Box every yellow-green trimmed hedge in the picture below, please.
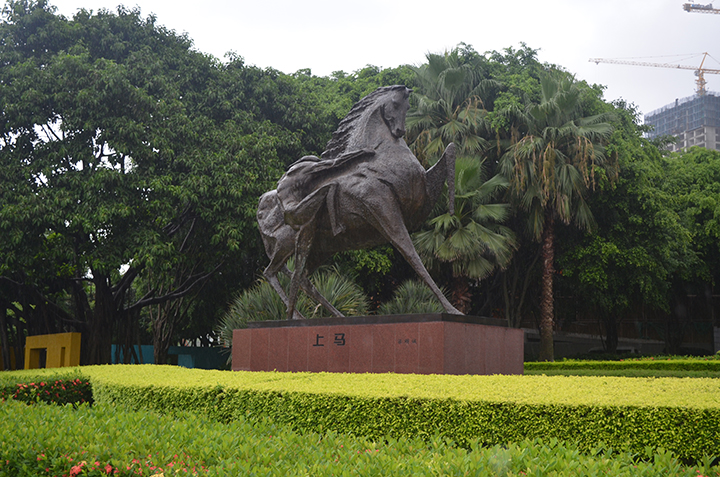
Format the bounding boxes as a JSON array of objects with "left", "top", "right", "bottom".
[
  {"left": 77, "top": 365, "right": 720, "bottom": 408},
  {"left": 3, "top": 365, "right": 719, "bottom": 461},
  {"left": 77, "top": 365, "right": 720, "bottom": 461}
]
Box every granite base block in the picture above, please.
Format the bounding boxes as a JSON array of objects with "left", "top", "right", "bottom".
[{"left": 232, "top": 314, "right": 523, "bottom": 375}]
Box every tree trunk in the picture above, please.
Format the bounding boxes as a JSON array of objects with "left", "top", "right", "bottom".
[
  {"left": 538, "top": 211, "right": 555, "bottom": 362},
  {"left": 601, "top": 314, "right": 619, "bottom": 352},
  {"left": 83, "top": 275, "right": 115, "bottom": 365},
  {"left": 152, "top": 296, "right": 185, "bottom": 365},
  {"left": 10, "top": 309, "right": 25, "bottom": 370},
  {"left": 502, "top": 245, "right": 541, "bottom": 328},
  {"left": 0, "top": 304, "right": 11, "bottom": 371},
  {"left": 152, "top": 306, "right": 171, "bottom": 365},
  {"left": 451, "top": 276, "right": 472, "bottom": 315}
]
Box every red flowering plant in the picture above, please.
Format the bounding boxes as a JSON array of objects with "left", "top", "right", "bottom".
[
  {"left": 0, "top": 377, "right": 93, "bottom": 407},
  {"left": 0, "top": 450, "right": 209, "bottom": 477}
]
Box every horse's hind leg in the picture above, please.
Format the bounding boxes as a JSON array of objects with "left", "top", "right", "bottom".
[
  {"left": 285, "top": 184, "right": 342, "bottom": 320},
  {"left": 296, "top": 268, "right": 344, "bottom": 318},
  {"left": 261, "top": 232, "right": 306, "bottom": 319},
  {"left": 286, "top": 223, "right": 315, "bottom": 320},
  {"left": 263, "top": 247, "right": 306, "bottom": 320},
  {"left": 265, "top": 265, "right": 306, "bottom": 320}
]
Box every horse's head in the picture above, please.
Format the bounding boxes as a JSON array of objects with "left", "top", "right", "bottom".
[
  {"left": 322, "top": 85, "right": 413, "bottom": 159},
  {"left": 380, "top": 86, "right": 411, "bottom": 139}
]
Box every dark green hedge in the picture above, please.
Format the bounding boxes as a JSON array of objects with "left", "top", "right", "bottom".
[
  {"left": 525, "top": 359, "right": 720, "bottom": 372},
  {"left": 4, "top": 399, "right": 716, "bottom": 476},
  {"left": 95, "top": 381, "right": 720, "bottom": 462}
]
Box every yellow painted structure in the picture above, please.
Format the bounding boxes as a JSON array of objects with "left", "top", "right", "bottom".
[{"left": 24, "top": 333, "right": 81, "bottom": 369}]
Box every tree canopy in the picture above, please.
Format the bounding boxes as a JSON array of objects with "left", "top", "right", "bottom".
[{"left": 0, "top": 0, "right": 294, "bottom": 364}]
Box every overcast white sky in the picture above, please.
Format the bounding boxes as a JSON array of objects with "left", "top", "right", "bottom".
[{"left": 49, "top": 0, "right": 719, "bottom": 120}]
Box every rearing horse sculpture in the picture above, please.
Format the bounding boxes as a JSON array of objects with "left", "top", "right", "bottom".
[{"left": 257, "top": 85, "right": 461, "bottom": 319}]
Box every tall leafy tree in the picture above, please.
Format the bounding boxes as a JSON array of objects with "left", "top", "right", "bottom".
[
  {"left": 655, "top": 146, "right": 720, "bottom": 352},
  {"left": 499, "top": 73, "right": 615, "bottom": 361},
  {"left": 0, "top": 1, "right": 285, "bottom": 364},
  {"left": 557, "top": 101, "right": 697, "bottom": 352}
]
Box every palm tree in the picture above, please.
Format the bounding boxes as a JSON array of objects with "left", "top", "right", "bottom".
[
  {"left": 406, "top": 47, "right": 514, "bottom": 313},
  {"left": 499, "top": 73, "right": 615, "bottom": 361},
  {"left": 406, "top": 47, "right": 498, "bottom": 165},
  {"left": 413, "top": 156, "right": 516, "bottom": 313}
]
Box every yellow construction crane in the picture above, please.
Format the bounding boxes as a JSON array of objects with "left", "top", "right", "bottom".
[
  {"left": 683, "top": 3, "right": 720, "bottom": 13},
  {"left": 589, "top": 53, "right": 720, "bottom": 96}
]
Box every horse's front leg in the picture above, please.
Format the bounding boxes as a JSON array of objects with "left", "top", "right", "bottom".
[{"left": 366, "top": 193, "right": 462, "bottom": 316}]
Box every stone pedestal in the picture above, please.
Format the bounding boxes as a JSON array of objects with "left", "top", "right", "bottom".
[{"left": 232, "top": 314, "right": 523, "bottom": 375}]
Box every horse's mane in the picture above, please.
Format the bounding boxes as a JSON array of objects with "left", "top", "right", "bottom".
[{"left": 321, "top": 85, "right": 409, "bottom": 160}]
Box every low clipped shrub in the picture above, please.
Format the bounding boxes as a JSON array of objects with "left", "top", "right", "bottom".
[
  {"left": 2, "top": 365, "right": 719, "bottom": 466},
  {"left": 1, "top": 399, "right": 718, "bottom": 476},
  {"left": 78, "top": 365, "right": 720, "bottom": 463},
  {"left": 525, "top": 357, "right": 720, "bottom": 372}
]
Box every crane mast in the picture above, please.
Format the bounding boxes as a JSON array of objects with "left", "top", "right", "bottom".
[
  {"left": 683, "top": 3, "right": 720, "bottom": 13},
  {"left": 589, "top": 53, "right": 720, "bottom": 95}
]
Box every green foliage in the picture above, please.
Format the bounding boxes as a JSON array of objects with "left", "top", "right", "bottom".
[
  {"left": 526, "top": 369, "right": 720, "bottom": 378},
  {"left": 557, "top": 106, "right": 720, "bottom": 354},
  {"left": 406, "top": 45, "right": 497, "bottom": 165},
  {"left": 0, "top": 1, "right": 295, "bottom": 363},
  {"left": 377, "top": 280, "right": 444, "bottom": 315},
  {"left": 413, "top": 157, "right": 516, "bottom": 280},
  {"left": 659, "top": 147, "right": 720, "bottom": 284},
  {"left": 0, "top": 400, "right": 214, "bottom": 476},
  {"left": 310, "top": 266, "right": 369, "bottom": 317},
  {"left": 499, "top": 73, "right": 616, "bottom": 238},
  {"left": 339, "top": 248, "right": 394, "bottom": 276},
  {"left": 560, "top": 101, "right": 697, "bottom": 315},
  {"left": 2, "top": 399, "right": 718, "bottom": 477},
  {"left": 217, "top": 279, "right": 292, "bottom": 341}
]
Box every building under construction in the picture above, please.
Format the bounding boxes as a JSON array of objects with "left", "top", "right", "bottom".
[{"left": 644, "top": 92, "right": 720, "bottom": 152}]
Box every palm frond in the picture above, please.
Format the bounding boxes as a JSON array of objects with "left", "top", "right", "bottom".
[{"left": 473, "top": 203, "right": 511, "bottom": 222}]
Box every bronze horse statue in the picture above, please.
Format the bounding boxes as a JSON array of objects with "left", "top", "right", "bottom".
[{"left": 257, "top": 85, "right": 461, "bottom": 319}]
